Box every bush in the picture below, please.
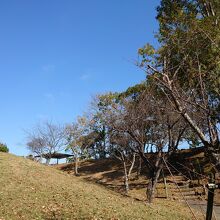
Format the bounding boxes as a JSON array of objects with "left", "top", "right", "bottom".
[
  {"left": 26, "top": 154, "right": 35, "bottom": 161},
  {"left": 0, "top": 143, "right": 9, "bottom": 153}
]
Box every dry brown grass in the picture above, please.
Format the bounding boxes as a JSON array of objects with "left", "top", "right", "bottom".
[{"left": 0, "top": 153, "right": 202, "bottom": 219}]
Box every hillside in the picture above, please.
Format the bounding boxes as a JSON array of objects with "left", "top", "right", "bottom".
[
  {"left": 57, "top": 150, "right": 214, "bottom": 202},
  {"left": 0, "top": 153, "right": 200, "bottom": 220}
]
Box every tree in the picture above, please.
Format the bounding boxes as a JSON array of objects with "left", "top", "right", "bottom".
[
  {"left": 139, "top": 0, "right": 220, "bottom": 171},
  {"left": 123, "top": 89, "right": 187, "bottom": 203},
  {"left": 0, "top": 143, "right": 9, "bottom": 153},
  {"left": 65, "top": 116, "right": 89, "bottom": 175},
  {"left": 98, "top": 87, "right": 187, "bottom": 202},
  {"left": 26, "top": 121, "right": 66, "bottom": 164},
  {"left": 110, "top": 131, "right": 136, "bottom": 194},
  {"left": 86, "top": 95, "right": 113, "bottom": 159}
]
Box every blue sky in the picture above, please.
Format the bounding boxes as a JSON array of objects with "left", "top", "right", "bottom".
[{"left": 0, "top": 0, "right": 160, "bottom": 156}]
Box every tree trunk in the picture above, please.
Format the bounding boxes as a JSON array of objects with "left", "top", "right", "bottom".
[
  {"left": 136, "top": 156, "right": 142, "bottom": 179},
  {"left": 128, "top": 153, "right": 136, "bottom": 179},
  {"left": 74, "top": 156, "right": 79, "bottom": 176},
  {"left": 123, "top": 160, "right": 129, "bottom": 194},
  {"left": 146, "top": 165, "right": 163, "bottom": 203},
  {"left": 46, "top": 158, "right": 50, "bottom": 165}
]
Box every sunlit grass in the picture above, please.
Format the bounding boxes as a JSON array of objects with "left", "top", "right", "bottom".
[{"left": 0, "top": 153, "right": 199, "bottom": 219}]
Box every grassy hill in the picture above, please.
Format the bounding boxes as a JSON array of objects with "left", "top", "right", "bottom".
[{"left": 0, "top": 153, "right": 199, "bottom": 220}]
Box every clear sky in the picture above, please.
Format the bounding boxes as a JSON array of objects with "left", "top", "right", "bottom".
[{"left": 0, "top": 0, "right": 160, "bottom": 156}]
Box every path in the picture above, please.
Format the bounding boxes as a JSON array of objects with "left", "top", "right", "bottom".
[{"left": 188, "top": 200, "right": 220, "bottom": 220}]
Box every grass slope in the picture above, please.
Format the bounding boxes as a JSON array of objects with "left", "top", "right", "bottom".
[{"left": 0, "top": 153, "right": 197, "bottom": 220}]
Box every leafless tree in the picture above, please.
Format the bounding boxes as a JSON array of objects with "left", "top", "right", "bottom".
[
  {"left": 100, "top": 89, "right": 187, "bottom": 202},
  {"left": 109, "top": 131, "right": 136, "bottom": 194},
  {"left": 26, "top": 121, "right": 66, "bottom": 164},
  {"left": 65, "top": 116, "right": 90, "bottom": 175}
]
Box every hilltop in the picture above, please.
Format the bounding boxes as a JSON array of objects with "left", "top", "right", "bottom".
[{"left": 0, "top": 152, "right": 200, "bottom": 220}]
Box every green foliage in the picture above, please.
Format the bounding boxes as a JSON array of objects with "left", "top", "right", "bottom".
[
  {"left": 118, "top": 82, "right": 147, "bottom": 100},
  {"left": 139, "top": 0, "right": 220, "bottom": 86},
  {"left": 138, "top": 0, "right": 220, "bottom": 124},
  {"left": 97, "top": 92, "right": 119, "bottom": 110},
  {"left": 0, "top": 143, "right": 9, "bottom": 153},
  {"left": 138, "top": 44, "right": 158, "bottom": 68},
  {"left": 156, "top": 0, "right": 220, "bottom": 84}
]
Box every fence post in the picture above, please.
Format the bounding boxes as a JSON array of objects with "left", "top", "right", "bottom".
[{"left": 206, "top": 173, "right": 215, "bottom": 220}]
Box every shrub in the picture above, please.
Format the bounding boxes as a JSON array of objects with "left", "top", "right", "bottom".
[
  {"left": 26, "top": 154, "right": 35, "bottom": 161},
  {"left": 0, "top": 143, "right": 9, "bottom": 153}
]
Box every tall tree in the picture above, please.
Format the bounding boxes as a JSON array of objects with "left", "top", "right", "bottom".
[{"left": 139, "top": 0, "right": 220, "bottom": 171}]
